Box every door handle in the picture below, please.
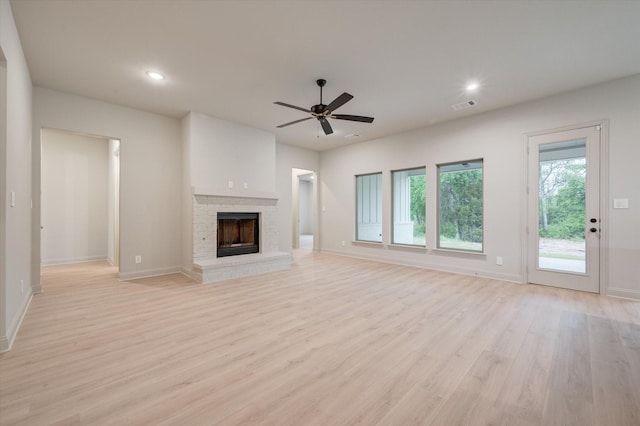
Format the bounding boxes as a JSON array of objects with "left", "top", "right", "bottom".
[
  {"left": 590, "top": 218, "right": 597, "bottom": 223},
  {"left": 590, "top": 227, "right": 598, "bottom": 233}
]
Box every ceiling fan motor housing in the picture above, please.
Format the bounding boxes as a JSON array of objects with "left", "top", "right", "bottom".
[{"left": 311, "top": 104, "right": 327, "bottom": 115}]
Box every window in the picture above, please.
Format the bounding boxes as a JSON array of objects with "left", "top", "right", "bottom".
[
  {"left": 356, "top": 173, "right": 382, "bottom": 242},
  {"left": 392, "top": 167, "right": 426, "bottom": 246},
  {"left": 438, "top": 160, "right": 483, "bottom": 252}
]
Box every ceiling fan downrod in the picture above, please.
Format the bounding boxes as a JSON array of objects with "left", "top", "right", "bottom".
[{"left": 316, "top": 79, "right": 326, "bottom": 105}]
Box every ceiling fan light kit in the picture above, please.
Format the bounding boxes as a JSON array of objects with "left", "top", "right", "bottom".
[{"left": 275, "top": 79, "right": 374, "bottom": 135}]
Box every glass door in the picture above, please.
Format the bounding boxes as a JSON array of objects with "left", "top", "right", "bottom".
[{"left": 527, "top": 126, "right": 600, "bottom": 293}]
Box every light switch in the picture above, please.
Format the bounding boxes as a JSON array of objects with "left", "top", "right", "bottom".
[
  {"left": 613, "top": 198, "right": 629, "bottom": 209},
  {"left": 10, "top": 191, "right": 15, "bottom": 207}
]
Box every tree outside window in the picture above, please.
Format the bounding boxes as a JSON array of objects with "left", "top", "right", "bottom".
[{"left": 438, "top": 160, "right": 483, "bottom": 251}]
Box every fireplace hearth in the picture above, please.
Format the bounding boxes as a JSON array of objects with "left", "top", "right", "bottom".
[{"left": 217, "top": 212, "right": 259, "bottom": 257}]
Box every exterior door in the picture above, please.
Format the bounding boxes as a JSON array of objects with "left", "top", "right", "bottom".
[{"left": 527, "top": 126, "right": 600, "bottom": 293}]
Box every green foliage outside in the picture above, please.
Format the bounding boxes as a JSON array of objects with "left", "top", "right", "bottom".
[
  {"left": 439, "top": 168, "right": 483, "bottom": 247},
  {"left": 410, "top": 174, "right": 426, "bottom": 239},
  {"left": 405, "top": 158, "right": 585, "bottom": 248},
  {"left": 538, "top": 160, "right": 585, "bottom": 240}
]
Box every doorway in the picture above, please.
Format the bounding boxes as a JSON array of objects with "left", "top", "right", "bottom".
[
  {"left": 527, "top": 125, "right": 603, "bottom": 293},
  {"left": 292, "top": 168, "right": 317, "bottom": 250},
  {"left": 40, "top": 129, "right": 120, "bottom": 269}
]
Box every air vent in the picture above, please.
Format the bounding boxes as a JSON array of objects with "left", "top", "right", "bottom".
[{"left": 451, "top": 100, "right": 477, "bottom": 111}]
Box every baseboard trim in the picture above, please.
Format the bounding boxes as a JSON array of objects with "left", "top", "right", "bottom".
[
  {"left": 118, "top": 266, "right": 183, "bottom": 281},
  {"left": 180, "top": 266, "right": 200, "bottom": 281},
  {"left": 42, "top": 256, "right": 108, "bottom": 266},
  {"left": 321, "top": 249, "right": 523, "bottom": 284},
  {"left": 607, "top": 287, "right": 640, "bottom": 301},
  {"left": 0, "top": 292, "right": 33, "bottom": 353}
]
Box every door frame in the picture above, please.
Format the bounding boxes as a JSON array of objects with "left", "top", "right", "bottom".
[
  {"left": 522, "top": 120, "right": 609, "bottom": 295},
  {"left": 39, "top": 128, "right": 121, "bottom": 275},
  {"left": 291, "top": 168, "right": 318, "bottom": 250}
]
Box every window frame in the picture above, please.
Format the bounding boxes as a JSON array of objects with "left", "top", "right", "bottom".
[
  {"left": 391, "top": 166, "right": 426, "bottom": 247},
  {"left": 355, "top": 172, "right": 383, "bottom": 243},
  {"left": 436, "top": 159, "right": 484, "bottom": 253}
]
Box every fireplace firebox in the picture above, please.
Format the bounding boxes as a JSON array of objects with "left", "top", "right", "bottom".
[{"left": 217, "top": 213, "right": 259, "bottom": 257}]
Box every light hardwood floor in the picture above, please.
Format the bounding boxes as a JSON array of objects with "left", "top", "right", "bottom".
[{"left": 1, "top": 250, "right": 639, "bottom": 425}]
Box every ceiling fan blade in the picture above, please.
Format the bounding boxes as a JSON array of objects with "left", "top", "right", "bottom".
[
  {"left": 331, "top": 114, "right": 375, "bottom": 123},
  {"left": 277, "top": 116, "right": 314, "bottom": 128},
  {"left": 320, "top": 118, "right": 333, "bottom": 135},
  {"left": 324, "top": 92, "right": 353, "bottom": 113},
  {"left": 274, "top": 101, "right": 311, "bottom": 113}
]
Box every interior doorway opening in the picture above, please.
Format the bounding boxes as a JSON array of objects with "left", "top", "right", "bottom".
[
  {"left": 292, "top": 168, "right": 317, "bottom": 251},
  {"left": 40, "top": 129, "right": 121, "bottom": 274}
]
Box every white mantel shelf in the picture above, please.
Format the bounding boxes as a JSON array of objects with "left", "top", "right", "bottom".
[{"left": 192, "top": 187, "right": 279, "bottom": 200}]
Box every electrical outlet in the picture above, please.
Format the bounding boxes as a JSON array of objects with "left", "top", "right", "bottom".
[
  {"left": 135, "top": 255, "right": 142, "bottom": 264},
  {"left": 341, "top": 240, "right": 345, "bottom": 246},
  {"left": 228, "top": 180, "right": 234, "bottom": 189},
  {"left": 243, "top": 182, "right": 248, "bottom": 189},
  {"left": 496, "top": 256, "right": 503, "bottom": 266}
]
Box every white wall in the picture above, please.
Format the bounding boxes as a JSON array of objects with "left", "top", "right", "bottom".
[
  {"left": 0, "top": 0, "right": 33, "bottom": 351},
  {"left": 275, "top": 143, "right": 319, "bottom": 253},
  {"left": 299, "top": 180, "right": 313, "bottom": 234},
  {"left": 188, "top": 112, "right": 276, "bottom": 193},
  {"left": 33, "top": 87, "right": 182, "bottom": 282},
  {"left": 181, "top": 114, "right": 192, "bottom": 271},
  {"left": 41, "top": 129, "right": 108, "bottom": 265},
  {"left": 107, "top": 139, "right": 120, "bottom": 266},
  {"left": 319, "top": 75, "right": 640, "bottom": 298}
]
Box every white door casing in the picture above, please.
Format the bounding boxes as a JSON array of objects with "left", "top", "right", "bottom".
[{"left": 527, "top": 125, "right": 601, "bottom": 293}]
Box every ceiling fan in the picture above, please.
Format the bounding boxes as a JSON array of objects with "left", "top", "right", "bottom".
[{"left": 274, "top": 79, "right": 374, "bottom": 135}]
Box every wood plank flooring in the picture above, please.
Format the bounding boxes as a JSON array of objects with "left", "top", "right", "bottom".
[{"left": 1, "top": 250, "right": 639, "bottom": 425}]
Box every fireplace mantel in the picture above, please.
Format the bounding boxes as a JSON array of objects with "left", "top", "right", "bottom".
[{"left": 192, "top": 186, "right": 279, "bottom": 201}]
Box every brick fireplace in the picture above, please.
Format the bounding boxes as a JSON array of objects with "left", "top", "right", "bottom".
[{"left": 191, "top": 192, "right": 290, "bottom": 283}]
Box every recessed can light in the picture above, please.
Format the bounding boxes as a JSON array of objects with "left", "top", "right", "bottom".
[
  {"left": 466, "top": 82, "right": 479, "bottom": 91},
  {"left": 146, "top": 71, "right": 165, "bottom": 80}
]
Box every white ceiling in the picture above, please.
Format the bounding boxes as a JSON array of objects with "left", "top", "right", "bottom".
[{"left": 10, "top": 0, "right": 640, "bottom": 151}]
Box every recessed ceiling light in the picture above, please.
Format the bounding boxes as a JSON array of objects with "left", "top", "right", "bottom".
[
  {"left": 146, "top": 71, "right": 165, "bottom": 80},
  {"left": 466, "top": 82, "right": 479, "bottom": 92}
]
